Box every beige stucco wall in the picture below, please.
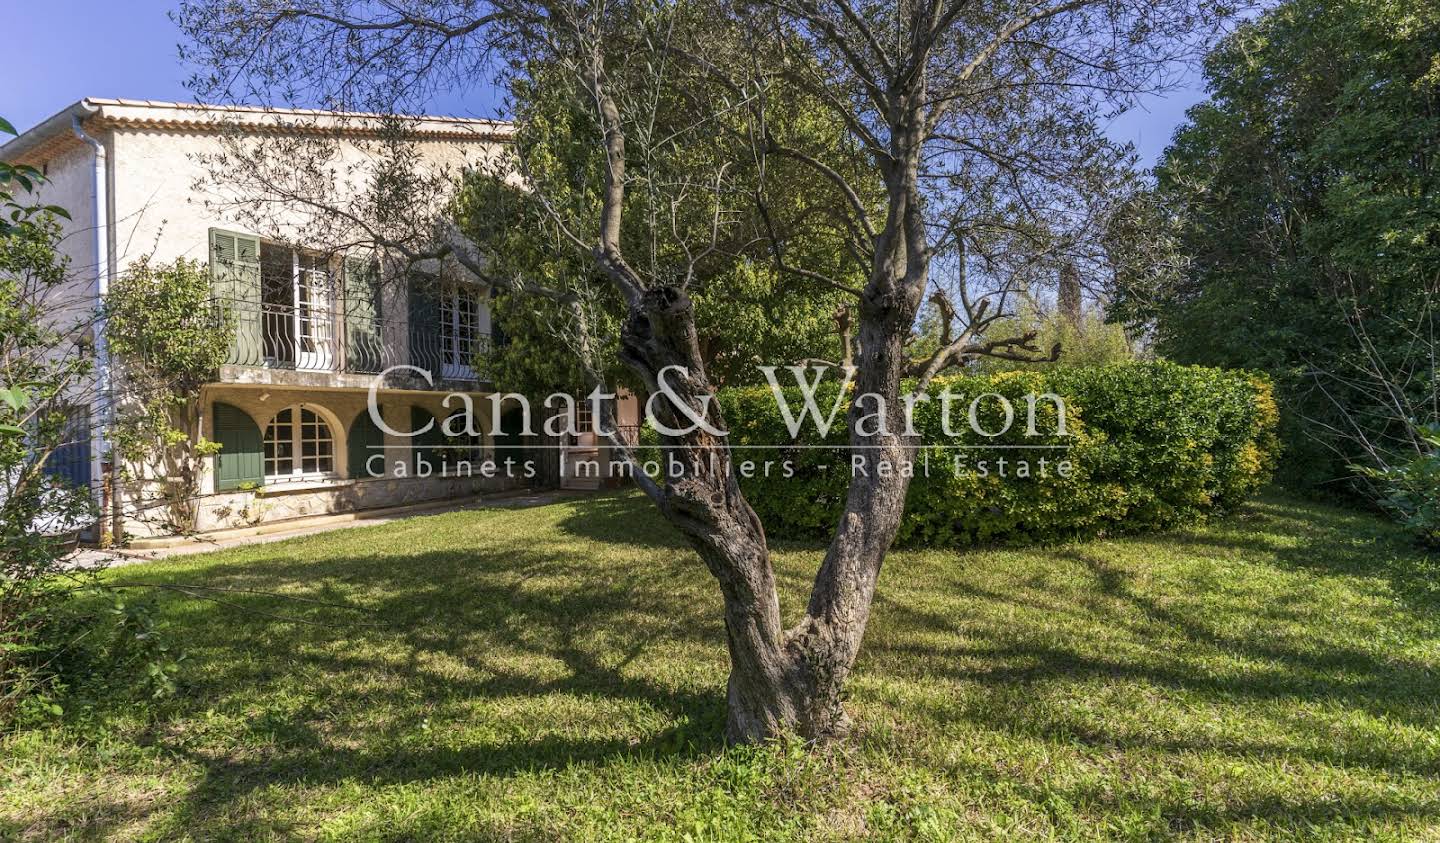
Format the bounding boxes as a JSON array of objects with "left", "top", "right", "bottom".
[
  {"left": 105, "top": 126, "right": 503, "bottom": 271},
  {"left": 119, "top": 383, "right": 531, "bottom": 538},
  {"left": 25, "top": 141, "right": 100, "bottom": 316}
]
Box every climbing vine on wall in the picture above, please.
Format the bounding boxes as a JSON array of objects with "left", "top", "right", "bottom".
[{"left": 104, "top": 257, "right": 232, "bottom": 533}]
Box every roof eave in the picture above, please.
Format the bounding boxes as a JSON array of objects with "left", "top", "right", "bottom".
[
  {"left": 1, "top": 99, "right": 514, "bottom": 164},
  {"left": 0, "top": 99, "right": 102, "bottom": 163}
]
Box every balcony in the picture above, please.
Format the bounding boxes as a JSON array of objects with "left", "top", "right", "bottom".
[{"left": 213, "top": 298, "right": 492, "bottom": 390}]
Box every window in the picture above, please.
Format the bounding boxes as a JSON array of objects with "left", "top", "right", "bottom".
[
  {"left": 263, "top": 405, "right": 335, "bottom": 481},
  {"left": 571, "top": 400, "right": 597, "bottom": 449},
  {"left": 260, "top": 244, "right": 336, "bottom": 371},
  {"left": 439, "top": 410, "right": 485, "bottom": 469},
  {"left": 439, "top": 285, "right": 483, "bottom": 378}
]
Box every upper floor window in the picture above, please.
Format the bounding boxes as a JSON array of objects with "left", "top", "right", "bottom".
[
  {"left": 261, "top": 244, "right": 336, "bottom": 372},
  {"left": 439, "top": 285, "right": 483, "bottom": 379}
]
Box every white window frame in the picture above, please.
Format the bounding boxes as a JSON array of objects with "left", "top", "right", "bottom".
[
  {"left": 439, "top": 284, "right": 483, "bottom": 380},
  {"left": 294, "top": 251, "right": 336, "bottom": 371},
  {"left": 263, "top": 404, "right": 337, "bottom": 483},
  {"left": 261, "top": 244, "right": 337, "bottom": 372}
]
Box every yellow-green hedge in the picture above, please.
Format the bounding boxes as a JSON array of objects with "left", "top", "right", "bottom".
[{"left": 712, "top": 362, "right": 1279, "bottom": 547}]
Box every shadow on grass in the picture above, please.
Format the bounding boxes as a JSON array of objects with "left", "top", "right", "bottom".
[
  {"left": 866, "top": 494, "right": 1440, "bottom": 781},
  {"left": 44, "top": 490, "right": 1440, "bottom": 835},
  {"left": 1192, "top": 496, "right": 1440, "bottom": 613},
  {"left": 553, "top": 491, "right": 690, "bottom": 549},
  {"left": 102, "top": 514, "right": 729, "bottom": 829}
]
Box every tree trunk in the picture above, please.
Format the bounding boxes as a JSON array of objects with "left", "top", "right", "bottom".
[
  {"left": 617, "top": 286, "right": 798, "bottom": 741},
  {"left": 583, "top": 38, "right": 928, "bottom": 745},
  {"left": 615, "top": 252, "right": 924, "bottom": 744}
]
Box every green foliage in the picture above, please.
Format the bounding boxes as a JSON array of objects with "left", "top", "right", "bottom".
[
  {"left": 719, "top": 362, "right": 1278, "bottom": 546},
  {"left": 456, "top": 50, "right": 857, "bottom": 394},
  {"left": 970, "top": 307, "right": 1142, "bottom": 374},
  {"left": 105, "top": 257, "right": 231, "bottom": 388},
  {"left": 104, "top": 256, "right": 231, "bottom": 533},
  {"left": 1109, "top": 0, "right": 1440, "bottom": 494},
  {"left": 2, "top": 120, "right": 178, "bottom": 730},
  {"left": 7, "top": 584, "right": 184, "bottom": 730},
  {"left": 1356, "top": 424, "right": 1440, "bottom": 547},
  {"left": 2, "top": 125, "right": 97, "bottom": 728}
]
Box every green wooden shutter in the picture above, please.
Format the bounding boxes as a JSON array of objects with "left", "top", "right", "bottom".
[
  {"left": 344, "top": 255, "right": 383, "bottom": 374},
  {"left": 347, "top": 409, "right": 386, "bottom": 479},
  {"left": 212, "top": 402, "right": 263, "bottom": 491},
  {"left": 411, "top": 406, "right": 443, "bottom": 474},
  {"left": 408, "top": 275, "right": 442, "bottom": 378},
  {"left": 209, "top": 229, "right": 262, "bottom": 365}
]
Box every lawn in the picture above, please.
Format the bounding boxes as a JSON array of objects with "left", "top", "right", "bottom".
[{"left": 2, "top": 492, "right": 1438, "bottom": 840}]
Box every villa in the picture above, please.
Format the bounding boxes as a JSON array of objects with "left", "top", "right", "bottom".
[{"left": 2, "top": 98, "right": 639, "bottom": 541}]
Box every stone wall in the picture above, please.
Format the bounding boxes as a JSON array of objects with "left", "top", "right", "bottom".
[
  {"left": 192, "top": 472, "right": 521, "bottom": 533},
  {"left": 117, "top": 383, "right": 530, "bottom": 538}
]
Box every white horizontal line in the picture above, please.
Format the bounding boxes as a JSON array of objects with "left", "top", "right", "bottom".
[{"left": 367, "top": 444, "right": 1073, "bottom": 450}]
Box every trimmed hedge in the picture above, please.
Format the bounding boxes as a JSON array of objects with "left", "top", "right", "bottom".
[{"left": 714, "top": 362, "right": 1279, "bottom": 547}]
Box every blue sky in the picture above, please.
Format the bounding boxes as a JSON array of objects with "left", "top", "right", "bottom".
[{"left": 8, "top": 0, "right": 1207, "bottom": 167}]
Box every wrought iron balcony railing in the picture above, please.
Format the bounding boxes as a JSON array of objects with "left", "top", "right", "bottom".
[{"left": 213, "top": 298, "right": 491, "bottom": 383}]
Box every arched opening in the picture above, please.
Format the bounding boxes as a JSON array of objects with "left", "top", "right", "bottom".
[
  {"left": 440, "top": 408, "right": 485, "bottom": 470},
  {"left": 263, "top": 404, "right": 337, "bottom": 483},
  {"left": 409, "top": 406, "right": 444, "bottom": 475}
]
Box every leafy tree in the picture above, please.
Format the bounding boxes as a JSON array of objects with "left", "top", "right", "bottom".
[
  {"left": 105, "top": 257, "right": 232, "bottom": 534},
  {"left": 179, "top": 0, "right": 1229, "bottom": 743},
  {"left": 1109, "top": 0, "right": 1440, "bottom": 493},
  {"left": 456, "top": 61, "right": 859, "bottom": 393},
  {"left": 1, "top": 121, "right": 178, "bottom": 726}
]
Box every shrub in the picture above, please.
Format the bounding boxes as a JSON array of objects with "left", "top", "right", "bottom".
[
  {"left": 1356, "top": 424, "right": 1440, "bottom": 548},
  {"left": 106, "top": 256, "right": 231, "bottom": 534},
  {"left": 716, "top": 362, "right": 1279, "bottom": 547},
  {"left": 2, "top": 135, "right": 181, "bottom": 730}
]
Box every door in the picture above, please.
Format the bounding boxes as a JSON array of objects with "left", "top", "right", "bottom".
[
  {"left": 560, "top": 401, "right": 601, "bottom": 490},
  {"left": 445, "top": 287, "right": 478, "bottom": 380}
]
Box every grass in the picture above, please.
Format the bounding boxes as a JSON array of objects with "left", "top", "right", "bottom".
[{"left": 2, "top": 491, "right": 1439, "bottom": 841}]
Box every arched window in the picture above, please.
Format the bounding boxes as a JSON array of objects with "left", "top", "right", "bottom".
[{"left": 264, "top": 405, "right": 335, "bottom": 481}]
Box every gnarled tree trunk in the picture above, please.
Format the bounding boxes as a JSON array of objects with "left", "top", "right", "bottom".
[
  {"left": 582, "top": 23, "right": 929, "bottom": 745},
  {"left": 617, "top": 193, "right": 925, "bottom": 742}
]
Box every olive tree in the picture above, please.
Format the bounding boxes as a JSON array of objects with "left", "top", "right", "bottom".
[{"left": 177, "top": 0, "right": 1233, "bottom": 743}]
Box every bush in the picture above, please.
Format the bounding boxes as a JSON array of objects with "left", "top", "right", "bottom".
[
  {"left": 1356, "top": 424, "right": 1440, "bottom": 548},
  {"left": 2, "top": 133, "right": 181, "bottom": 731},
  {"left": 3, "top": 572, "right": 183, "bottom": 729},
  {"left": 716, "top": 362, "right": 1279, "bottom": 547}
]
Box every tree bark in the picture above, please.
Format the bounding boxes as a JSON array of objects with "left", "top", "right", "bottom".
[
  {"left": 579, "top": 21, "right": 930, "bottom": 744},
  {"left": 610, "top": 172, "right": 928, "bottom": 744},
  {"left": 615, "top": 286, "right": 791, "bottom": 741}
]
